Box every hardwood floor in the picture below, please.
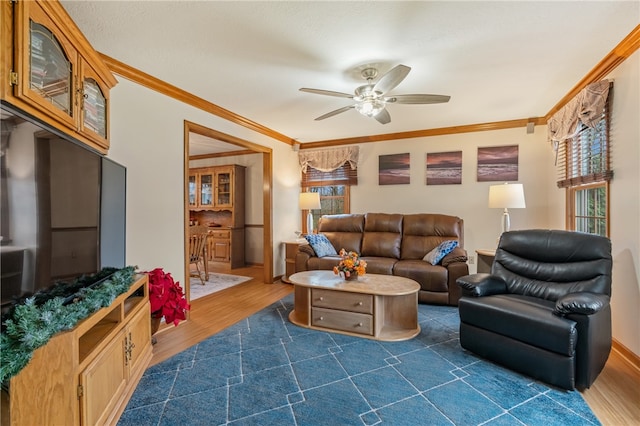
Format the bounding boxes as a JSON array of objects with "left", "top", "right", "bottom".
[{"left": 152, "top": 265, "right": 640, "bottom": 425}]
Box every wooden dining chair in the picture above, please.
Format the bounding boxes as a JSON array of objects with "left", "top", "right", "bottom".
[{"left": 189, "top": 225, "right": 210, "bottom": 285}]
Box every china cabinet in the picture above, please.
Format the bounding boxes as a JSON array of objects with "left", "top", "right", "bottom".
[
  {"left": 7, "top": 275, "right": 152, "bottom": 426},
  {"left": 189, "top": 165, "right": 245, "bottom": 268},
  {"left": 189, "top": 165, "right": 242, "bottom": 211},
  {"left": 1, "top": 0, "right": 116, "bottom": 153}
]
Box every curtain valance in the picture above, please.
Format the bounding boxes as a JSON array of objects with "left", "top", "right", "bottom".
[
  {"left": 299, "top": 146, "right": 359, "bottom": 173},
  {"left": 548, "top": 80, "right": 611, "bottom": 143}
]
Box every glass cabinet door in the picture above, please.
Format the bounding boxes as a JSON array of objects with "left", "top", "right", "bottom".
[
  {"left": 188, "top": 174, "right": 197, "bottom": 207},
  {"left": 21, "top": 8, "right": 78, "bottom": 131},
  {"left": 82, "top": 78, "right": 107, "bottom": 138},
  {"left": 200, "top": 173, "right": 213, "bottom": 207},
  {"left": 215, "top": 170, "right": 232, "bottom": 207},
  {"left": 29, "top": 22, "right": 72, "bottom": 115}
]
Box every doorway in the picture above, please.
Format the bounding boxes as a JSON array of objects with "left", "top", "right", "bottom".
[{"left": 183, "top": 121, "right": 273, "bottom": 303}]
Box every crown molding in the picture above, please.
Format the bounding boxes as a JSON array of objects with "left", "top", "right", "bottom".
[
  {"left": 99, "top": 53, "right": 295, "bottom": 145},
  {"left": 545, "top": 24, "right": 640, "bottom": 121},
  {"left": 99, "top": 24, "right": 639, "bottom": 148}
]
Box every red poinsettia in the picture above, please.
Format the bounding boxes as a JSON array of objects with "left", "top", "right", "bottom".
[{"left": 147, "top": 268, "right": 190, "bottom": 326}]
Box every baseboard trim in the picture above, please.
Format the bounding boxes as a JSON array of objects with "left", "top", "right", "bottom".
[{"left": 612, "top": 338, "right": 640, "bottom": 374}]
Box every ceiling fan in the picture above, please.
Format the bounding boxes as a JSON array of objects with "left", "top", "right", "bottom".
[{"left": 300, "top": 64, "right": 450, "bottom": 124}]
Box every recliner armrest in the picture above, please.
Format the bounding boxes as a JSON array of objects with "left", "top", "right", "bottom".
[
  {"left": 554, "top": 292, "right": 610, "bottom": 316},
  {"left": 456, "top": 273, "right": 507, "bottom": 297}
]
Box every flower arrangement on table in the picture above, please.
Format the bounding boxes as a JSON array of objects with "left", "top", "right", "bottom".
[
  {"left": 147, "top": 268, "right": 190, "bottom": 326},
  {"left": 333, "top": 249, "right": 367, "bottom": 280}
]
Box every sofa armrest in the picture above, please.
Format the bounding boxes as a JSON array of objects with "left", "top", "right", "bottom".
[
  {"left": 294, "top": 245, "right": 316, "bottom": 272},
  {"left": 441, "top": 247, "right": 468, "bottom": 266},
  {"left": 456, "top": 273, "right": 507, "bottom": 297},
  {"left": 554, "top": 292, "right": 610, "bottom": 316}
]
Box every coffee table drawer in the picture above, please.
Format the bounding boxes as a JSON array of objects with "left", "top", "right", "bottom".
[
  {"left": 312, "top": 289, "right": 373, "bottom": 314},
  {"left": 312, "top": 307, "right": 373, "bottom": 336}
]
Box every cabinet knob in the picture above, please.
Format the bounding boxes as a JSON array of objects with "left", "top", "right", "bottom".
[
  {"left": 319, "top": 297, "right": 324, "bottom": 301},
  {"left": 357, "top": 301, "right": 363, "bottom": 306},
  {"left": 357, "top": 323, "right": 363, "bottom": 327},
  {"left": 319, "top": 316, "right": 324, "bottom": 321}
]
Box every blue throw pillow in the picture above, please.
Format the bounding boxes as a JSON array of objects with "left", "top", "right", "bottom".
[
  {"left": 423, "top": 240, "right": 459, "bottom": 265},
  {"left": 304, "top": 234, "right": 338, "bottom": 257}
]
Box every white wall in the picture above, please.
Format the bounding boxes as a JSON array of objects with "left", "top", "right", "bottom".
[
  {"left": 105, "top": 78, "right": 301, "bottom": 285},
  {"left": 351, "top": 127, "right": 554, "bottom": 270},
  {"left": 606, "top": 51, "right": 640, "bottom": 356}
]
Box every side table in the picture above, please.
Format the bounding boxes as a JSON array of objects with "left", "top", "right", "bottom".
[
  {"left": 476, "top": 249, "right": 496, "bottom": 273},
  {"left": 282, "top": 240, "right": 307, "bottom": 283}
]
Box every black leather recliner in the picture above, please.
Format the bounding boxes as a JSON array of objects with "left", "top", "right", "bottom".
[{"left": 457, "top": 229, "right": 612, "bottom": 390}]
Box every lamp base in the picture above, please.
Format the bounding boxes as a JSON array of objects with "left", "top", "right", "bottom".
[
  {"left": 306, "top": 211, "right": 314, "bottom": 234},
  {"left": 502, "top": 208, "right": 511, "bottom": 233}
]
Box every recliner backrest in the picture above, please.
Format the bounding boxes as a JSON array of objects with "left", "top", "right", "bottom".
[
  {"left": 361, "top": 213, "right": 403, "bottom": 258},
  {"left": 493, "top": 229, "right": 612, "bottom": 301},
  {"left": 317, "top": 214, "right": 365, "bottom": 254},
  {"left": 401, "top": 214, "right": 464, "bottom": 260}
]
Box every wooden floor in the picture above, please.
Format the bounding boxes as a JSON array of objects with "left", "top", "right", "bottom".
[{"left": 152, "top": 265, "right": 640, "bottom": 425}]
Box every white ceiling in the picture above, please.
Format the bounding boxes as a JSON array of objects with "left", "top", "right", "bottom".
[{"left": 61, "top": 1, "right": 638, "bottom": 153}]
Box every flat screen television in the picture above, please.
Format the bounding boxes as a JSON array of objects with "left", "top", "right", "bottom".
[{"left": 0, "top": 103, "right": 126, "bottom": 308}]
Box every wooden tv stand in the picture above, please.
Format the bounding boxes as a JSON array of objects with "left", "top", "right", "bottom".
[
  {"left": 6, "top": 274, "right": 152, "bottom": 426},
  {"left": 288, "top": 271, "right": 420, "bottom": 341}
]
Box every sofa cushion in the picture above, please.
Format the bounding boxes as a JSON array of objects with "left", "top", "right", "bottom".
[
  {"left": 394, "top": 260, "right": 449, "bottom": 293},
  {"left": 459, "top": 294, "right": 577, "bottom": 356},
  {"left": 423, "top": 240, "right": 458, "bottom": 265},
  {"left": 304, "top": 234, "right": 337, "bottom": 257},
  {"left": 361, "top": 213, "right": 403, "bottom": 258},
  {"left": 360, "top": 257, "right": 398, "bottom": 275},
  {"left": 306, "top": 255, "right": 342, "bottom": 271}
]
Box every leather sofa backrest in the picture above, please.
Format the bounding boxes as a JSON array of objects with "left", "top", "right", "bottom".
[
  {"left": 401, "top": 214, "right": 465, "bottom": 260},
  {"left": 361, "top": 213, "right": 403, "bottom": 258},
  {"left": 317, "top": 214, "right": 365, "bottom": 254},
  {"left": 493, "top": 229, "right": 612, "bottom": 301}
]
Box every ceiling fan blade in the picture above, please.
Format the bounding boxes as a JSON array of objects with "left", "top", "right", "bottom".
[
  {"left": 315, "top": 105, "right": 355, "bottom": 121},
  {"left": 300, "top": 88, "right": 354, "bottom": 98},
  {"left": 373, "top": 64, "right": 411, "bottom": 95},
  {"left": 373, "top": 108, "right": 391, "bottom": 124},
  {"left": 385, "top": 94, "right": 451, "bottom": 104}
]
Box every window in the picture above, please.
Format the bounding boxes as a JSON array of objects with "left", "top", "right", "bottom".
[
  {"left": 556, "top": 89, "right": 612, "bottom": 236},
  {"left": 301, "top": 163, "right": 356, "bottom": 232}
]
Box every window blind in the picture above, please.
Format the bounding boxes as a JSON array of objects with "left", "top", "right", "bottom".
[
  {"left": 556, "top": 93, "right": 612, "bottom": 188},
  {"left": 301, "top": 163, "right": 358, "bottom": 186}
]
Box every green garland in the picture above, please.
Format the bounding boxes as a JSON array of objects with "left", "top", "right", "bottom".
[{"left": 0, "top": 266, "right": 137, "bottom": 383}]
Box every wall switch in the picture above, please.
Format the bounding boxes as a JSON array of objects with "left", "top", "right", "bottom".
[{"left": 468, "top": 255, "right": 475, "bottom": 264}]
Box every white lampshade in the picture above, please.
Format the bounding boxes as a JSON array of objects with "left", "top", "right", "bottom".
[
  {"left": 488, "top": 183, "right": 526, "bottom": 234},
  {"left": 299, "top": 192, "right": 321, "bottom": 210},
  {"left": 488, "top": 183, "right": 526, "bottom": 209}
]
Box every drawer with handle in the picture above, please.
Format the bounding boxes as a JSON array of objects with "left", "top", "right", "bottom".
[
  {"left": 311, "top": 289, "right": 373, "bottom": 314},
  {"left": 311, "top": 307, "right": 373, "bottom": 336}
]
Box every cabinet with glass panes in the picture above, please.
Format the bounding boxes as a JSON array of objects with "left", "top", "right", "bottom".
[
  {"left": 1, "top": 0, "right": 116, "bottom": 153},
  {"left": 188, "top": 165, "right": 244, "bottom": 213}
]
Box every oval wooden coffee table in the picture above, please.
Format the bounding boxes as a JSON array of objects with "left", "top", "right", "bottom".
[{"left": 288, "top": 270, "right": 421, "bottom": 341}]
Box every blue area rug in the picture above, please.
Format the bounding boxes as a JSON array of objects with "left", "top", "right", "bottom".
[{"left": 118, "top": 295, "right": 599, "bottom": 425}]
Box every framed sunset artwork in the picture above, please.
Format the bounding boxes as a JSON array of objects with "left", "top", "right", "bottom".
[
  {"left": 426, "top": 151, "right": 462, "bottom": 185},
  {"left": 477, "top": 145, "right": 519, "bottom": 182},
  {"left": 379, "top": 153, "right": 410, "bottom": 185}
]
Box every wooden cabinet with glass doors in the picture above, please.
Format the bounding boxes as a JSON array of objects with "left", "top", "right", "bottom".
[
  {"left": 0, "top": 0, "right": 116, "bottom": 153},
  {"left": 189, "top": 165, "right": 242, "bottom": 211}
]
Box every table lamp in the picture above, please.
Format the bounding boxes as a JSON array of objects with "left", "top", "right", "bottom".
[
  {"left": 299, "top": 192, "right": 321, "bottom": 234},
  {"left": 488, "top": 183, "right": 526, "bottom": 233}
]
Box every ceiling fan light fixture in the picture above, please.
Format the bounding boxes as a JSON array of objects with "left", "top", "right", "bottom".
[
  {"left": 355, "top": 99, "right": 386, "bottom": 117},
  {"left": 301, "top": 64, "right": 450, "bottom": 123}
]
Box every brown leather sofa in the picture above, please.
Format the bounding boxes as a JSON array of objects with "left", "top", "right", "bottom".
[{"left": 295, "top": 213, "right": 469, "bottom": 305}]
